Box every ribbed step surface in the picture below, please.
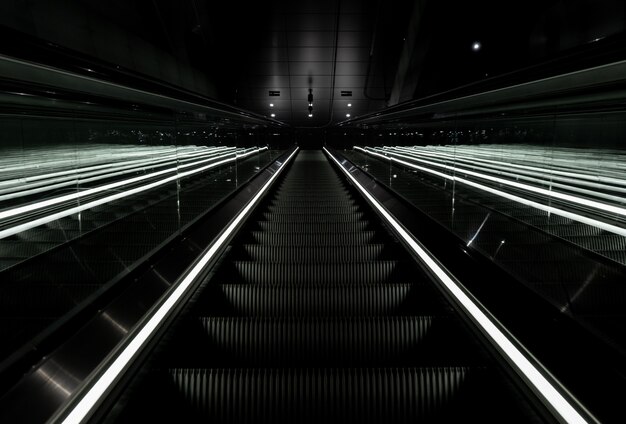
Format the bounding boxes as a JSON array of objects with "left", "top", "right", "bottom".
[
  {"left": 199, "top": 316, "right": 434, "bottom": 363},
  {"left": 169, "top": 367, "right": 471, "bottom": 423},
  {"left": 262, "top": 212, "right": 366, "bottom": 222},
  {"left": 250, "top": 231, "right": 377, "bottom": 245},
  {"left": 242, "top": 244, "right": 385, "bottom": 262},
  {"left": 255, "top": 221, "right": 370, "bottom": 233},
  {"left": 212, "top": 283, "right": 415, "bottom": 316},
  {"left": 232, "top": 261, "right": 399, "bottom": 284}
]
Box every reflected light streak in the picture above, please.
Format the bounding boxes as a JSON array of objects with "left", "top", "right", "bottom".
[
  {"left": 0, "top": 147, "right": 267, "bottom": 240},
  {"left": 101, "top": 312, "right": 129, "bottom": 335},
  {"left": 36, "top": 368, "right": 72, "bottom": 398},
  {"left": 467, "top": 212, "right": 491, "bottom": 247},
  {"left": 355, "top": 146, "right": 626, "bottom": 237},
  {"left": 368, "top": 147, "right": 626, "bottom": 218}
]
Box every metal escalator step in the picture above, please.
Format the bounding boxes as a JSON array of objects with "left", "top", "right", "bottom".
[
  {"left": 250, "top": 231, "right": 377, "bottom": 245},
  {"left": 276, "top": 185, "right": 349, "bottom": 191},
  {"left": 269, "top": 194, "right": 352, "bottom": 200},
  {"left": 168, "top": 367, "right": 472, "bottom": 423},
  {"left": 214, "top": 283, "right": 413, "bottom": 316},
  {"left": 262, "top": 212, "right": 365, "bottom": 222},
  {"left": 266, "top": 205, "right": 360, "bottom": 214},
  {"left": 269, "top": 199, "right": 357, "bottom": 207},
  {"left": 232, "top": 261, "right": 399, "bottom": 284},
  {"left": 199, "top": 316, "right": 434, "bottom": 364},
  {"left": 255, "top": 221, "right": 370, "bottom": 233},
  {"left": 242, "top": 244, "right": 385, "bottom": 262}
]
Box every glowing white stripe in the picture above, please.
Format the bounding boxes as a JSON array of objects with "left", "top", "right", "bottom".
[
  {"left": 0, "top": 146, "right": 254, "bottom": 204},
  {"left": 355, "top": 147, "right": 626, "bottom": 237},
  {"left": 0, "top": 147, "right": 268, "bottom": 239},
  {"left": 390, "top": 146, "right": 626, "bottom": 195},
  {"left": 0, "top": 145, "right": 227, "bottom": 179},
  {"left": 324, "top": 147, "right": 593, "bottom": 424},
  {"left": 0, "top": 148, "right": 236, "bottom": 201},
  {"left": 370, "top": 147, "right": 626, "bottom": 217},
  {"left": 60, "top": 147, "right": 298, "bottom": 424}
]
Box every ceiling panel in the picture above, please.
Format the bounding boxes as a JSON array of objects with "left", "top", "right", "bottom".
[
  {"left": 250, "top": 99, "right": 291, "bottom": 109},
  {"left": 288, "top": 61, "right": 334, "bottom": 76},
  {"left": 336, "top": 47, "right": 370, "bottom": 62},
  {"left": 337, "top": 31, "right": 372, "bottom": 47},
  {"left": 224, "top": 1, "right": 397, "bottom": 126},
  {"left": 290, "top": 75, "right": 332, "bottom": 87},
  {"left": 334, "top": 75, "right": 367, "bottom": 86},
  {"left": 335, "top": 61, "right": 369, "bottom": 75},
  {"left": 287, "top": 47, "right": 334, "bottom": 62},
  {"left": 255, "top": 32, "right": 289, "bottom": 47},
  {"left": 293, "top": 87, "right": 331, "bottom": 100},
  {"left": 331, "top": 87, "right": 368, "bottom": 100},
  {"left": 286, "top": 31, "right": 336, "bottom": 47},
  {"left": 242, "top": 87, "right": 292, "bottom": 99},
  {"left": 244, "top": 75, "right": 292, "bottom": 87}
]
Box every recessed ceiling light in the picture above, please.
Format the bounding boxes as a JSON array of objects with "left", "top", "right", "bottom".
[
  {"left": 270, "top": 113, "right": 276, "bottom": 118},
  {"left": 269, "top": 103, "right": 274, "bottom": 107},
  {"left": 308, "top": 113, "right": 313, "bottom": 118},
  {"left": 347, "top": 103, "right": 352, "bottom": 107},
  {"left": 472, "top": 41, "right": 481, "bottom": 51},
  {"left": 346, "top": 113, "right": 351, "bottom": 118}
]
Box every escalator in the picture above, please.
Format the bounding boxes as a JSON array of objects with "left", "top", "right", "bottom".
[
  {"left": 105, "top": 150, "right": 543, "bottom": 423},
  {"left": 342, "top": 148, "right": 626, "bottom": 352},
  {"left": 0, "top": 150, "right": 271, "bottom": 370}
]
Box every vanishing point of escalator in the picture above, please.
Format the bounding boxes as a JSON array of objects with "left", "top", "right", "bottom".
[{"left": 107, "top": 150, "right": 542, "bottom": 423}]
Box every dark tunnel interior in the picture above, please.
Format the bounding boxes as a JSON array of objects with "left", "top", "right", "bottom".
[{"left": 0, "top": 1, "right": 625, "bottom": 423}]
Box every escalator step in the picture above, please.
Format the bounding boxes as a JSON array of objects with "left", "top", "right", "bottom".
[
  {"left": 168, "top": 367, "right": 472, "bottom": 423},
  {"left": 266, "top": 205, "right": 360, "bottom": 214},
  {"left": 211, "top": 283, "right": 415, "bottom": 316},
  {"left": 250, "top": 231, "right": 377, "bottom": 245},
  {"left": 199, "top": 316, "right": 435, "bottom": 364},
  {"left": 255, "top": 221, "right": 370, "bottom": 233},
  {"left": 232, "top": 261, "right": 399, "bottom": 284},
  {"left": 269, "top": 199, "right": 357, "bottom": 207},
  {"left": 268, "top": 195, "right": 353, "bottom": 201},
  {"left": 242, "top": 244, "right": 385, "bottom": 262},
  {"left": 262, "top": 212, "right": 365, "bottom": 222}
]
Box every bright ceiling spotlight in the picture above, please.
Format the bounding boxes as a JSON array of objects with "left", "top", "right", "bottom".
[
  {"left": 270, "top": 113, "right": 276, "bottom": 118},
  {"left": 308, "top": 113, "right": 313, "bottom": 118},
  {"left": 269, "top": 103, "right": 274, "bottom": 107},
  {"left": 346, "top": 113, "right": 351, "bottom": 118},
  {"left": 472, "top": 41, "right": 482, "bottom": 51},
  {"left": 347, "top": 103, "right": 352, "bottom": 107}
]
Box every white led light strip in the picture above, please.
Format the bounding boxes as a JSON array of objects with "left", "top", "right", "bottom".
[
  {"left": 0, "top": 147, "right": 267, "bottom": 240},
  {"left": 324, "top": 147, "right": 595, "bottom": 424},
  {"left": 60, "top": 147, "right": 298, "bottom": 424},
  {"left": 367, "top": 147, "right": 626, "bottom": 217},
  {"left": 355, "top": 146, "right": 626, "bottom": 237}
]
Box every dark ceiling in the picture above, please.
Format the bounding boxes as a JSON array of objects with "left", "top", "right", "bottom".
[
  {"left": 1, "top": 0, "right": 624, "bottom": 128},
  {"left": 187, "top": 0, "right": 626, "bottom": 127},
  {"left": 201, "top": 0, "right": 413, "bottom": 127}
]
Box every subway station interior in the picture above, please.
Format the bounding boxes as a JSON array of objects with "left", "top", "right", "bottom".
[{"left": 0, "top": 1, "right": 625, "bottom": 422}]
